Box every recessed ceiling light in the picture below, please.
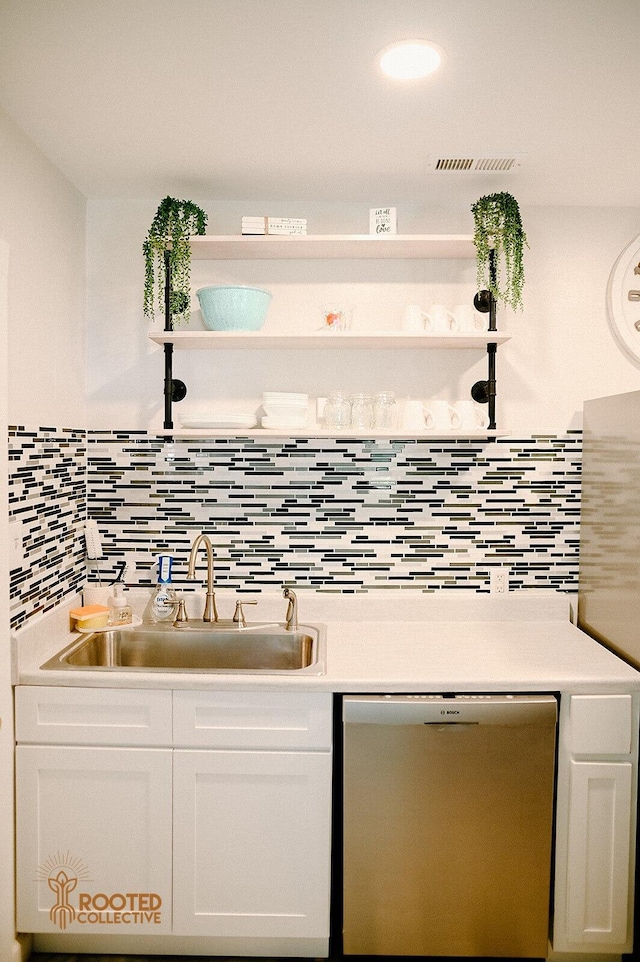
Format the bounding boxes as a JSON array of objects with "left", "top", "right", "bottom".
[{"left": 378, "top": 40, "right": 444, "bottom": 80}]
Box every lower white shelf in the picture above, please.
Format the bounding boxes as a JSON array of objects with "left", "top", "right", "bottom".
[
  {"left": 149, "top": 331, "right": 511, "bottom": 350},
  {"left": 156, "top": 428, "right": 508, "bottom": 440}
]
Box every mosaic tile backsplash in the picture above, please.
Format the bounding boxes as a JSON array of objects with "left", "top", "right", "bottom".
[
  {"left": 8, "top": 426, "right": 86, "bottom": 630},
  {"left": 9, "top": 428, "right": 582, "bottom": 631}
]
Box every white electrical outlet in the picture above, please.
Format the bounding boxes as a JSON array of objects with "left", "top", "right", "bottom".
[
  {"left": 8, "top": 520, "right": 25, "bottom": 569},
  {"left": 490, "top": 568, "right": 508, "bottom": 595},
  {"left": 123, "top": 552, "right": 137, "bottom": 580}
]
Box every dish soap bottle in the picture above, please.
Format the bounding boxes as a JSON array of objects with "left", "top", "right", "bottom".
[
  {"left": 108, "top": 583, "right": 133, "bottom": 626},
  {"left": 145, "top": 555, "right": 178, "bottom": 623}
]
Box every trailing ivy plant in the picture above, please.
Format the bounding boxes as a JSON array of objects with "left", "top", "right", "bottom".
[
  {"left": 471, "top": 192, "right": 527, "bottom": 310},
  {"left": 143, "top": 196, "right": 207, "bottom": 327}
]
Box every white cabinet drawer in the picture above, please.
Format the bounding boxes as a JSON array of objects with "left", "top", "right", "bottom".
[
  {"left": 15, "top": 686, "right": 173, "bottom": 746},
  {"left": 569, "top": 695, "right": 633, "bottom": 756},
  {"left": 173, "top": 691, "right": 333, "bottom": 750}
]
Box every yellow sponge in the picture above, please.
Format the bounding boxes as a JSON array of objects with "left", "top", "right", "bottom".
[{"left": 70, "top": 604, "right": 110, "bottom": 630}]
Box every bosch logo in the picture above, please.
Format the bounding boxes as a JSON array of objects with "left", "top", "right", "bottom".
[{"left": 440, "top": 709, "right": 461, "bottom": 715}]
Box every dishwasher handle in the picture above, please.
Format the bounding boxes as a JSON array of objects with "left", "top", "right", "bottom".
[{"left": 343, "top": 694, "right": 557, "bottom": 727}]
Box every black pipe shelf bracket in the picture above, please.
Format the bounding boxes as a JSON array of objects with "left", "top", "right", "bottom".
[
  {"left": 470, "top": 249, "right": 498, "bottom": 431},
  {"left": 163, "top": 248, "right": 187, "bottom": 431}
]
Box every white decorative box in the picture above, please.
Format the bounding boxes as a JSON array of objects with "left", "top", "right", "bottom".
[{"left": 242, "top": 216, "right": 307, "bottom": 235}]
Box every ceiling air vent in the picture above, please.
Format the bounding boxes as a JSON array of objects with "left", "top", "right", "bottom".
[
  {"left": 434, "top": 157, "right": 475, "bottom": 171},
  {"left": 428, "top": 154, "right": 525, "bottom": 172}
]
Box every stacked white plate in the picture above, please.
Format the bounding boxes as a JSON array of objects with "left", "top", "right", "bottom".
[
  {"left": 181, "top": 414, "right": 258, "bottom": 429},
  {"left": 262, "top": 392, "right": 309, "bottom": 428}
]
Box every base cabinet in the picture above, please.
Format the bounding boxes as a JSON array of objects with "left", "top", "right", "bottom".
[
  {"left": 15, "top": 686, "right": 640, "bottom": 957},
  {"left": 553, "top": 694, "right": 639, "bottom": 954},
  {"left": 15, "top": 686, "right": 333, "bottom": 955}
]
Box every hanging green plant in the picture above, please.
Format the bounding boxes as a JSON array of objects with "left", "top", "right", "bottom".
[
  {"left": 143, "top": 196, "right": 207, "bottom": 327},
  {"left": 471, "top": 192, "right": 527, "bottom": 310}
]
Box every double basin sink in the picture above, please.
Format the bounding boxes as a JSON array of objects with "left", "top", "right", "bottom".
[{"left": 41, "top": 621, "right": 325, "bottom": 675}]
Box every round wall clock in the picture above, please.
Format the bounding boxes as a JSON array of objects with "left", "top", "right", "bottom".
[{"left": 606, "top": 232, "right": 640, "bottom": 365}]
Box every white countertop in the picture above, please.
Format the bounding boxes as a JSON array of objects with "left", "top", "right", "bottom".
[
  {"left": 323, "top": 618, "right": 640, "bottom": 693},
  {"left": 13, "top": 590, "right": 640, "bottom": 695}
]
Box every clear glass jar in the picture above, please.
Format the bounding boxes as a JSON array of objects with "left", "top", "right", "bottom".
[
  {"left": 324, "top": 391, "right": 351, "bottom": 428},
  {"left": 374, "top": 391, "right": 396, "bottom": 429},
  {"left": 350, "top": 393, "right": 375, "bottom": 429}
]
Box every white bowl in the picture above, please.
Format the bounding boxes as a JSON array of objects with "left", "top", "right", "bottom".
[{"left": 263, "top": 392, "right": 308, "bottom": 403}]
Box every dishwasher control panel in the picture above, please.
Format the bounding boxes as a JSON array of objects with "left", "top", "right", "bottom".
[{"left": 343, "top": 693, "right": 558, "bottom": 726}]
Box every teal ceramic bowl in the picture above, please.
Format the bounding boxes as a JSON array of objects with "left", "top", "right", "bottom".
[{"left": 197, "top": 285, "right": 272, "bottom": 331}]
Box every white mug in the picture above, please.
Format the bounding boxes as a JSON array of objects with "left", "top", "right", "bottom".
[
  {"left": 452, "top": 304, "right": 486, "bottom": 332},
  {"left": 401, "top": 305, "right": 429, "bottom": 332},
  {"left": 424, "top": 399, "right": 460, "bottom": 431},
  {"left": 454, "top": 399, "right": 489, "bottom": 430},
  {"left": 400, "top": 398, "right": 426, "bottom": 430},
  {"left": 424, "top": 304, "right": 458, "bottom": 333}
]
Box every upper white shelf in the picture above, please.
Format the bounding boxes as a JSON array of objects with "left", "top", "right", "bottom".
[
  {"left": 188, "top": 234, "right": 476, "bottom": 260},
  {"left": 158, "top": 427, "right": 508, "bottom": 440},
  {"left": 149, "top": 331, "right": 511, "bottom": 350}
]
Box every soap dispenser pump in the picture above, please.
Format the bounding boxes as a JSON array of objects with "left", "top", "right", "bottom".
[{"left": 108, "top": 583, "right": 133, "bottom": 626}]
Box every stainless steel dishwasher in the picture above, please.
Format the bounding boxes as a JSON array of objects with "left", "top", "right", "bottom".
[{"left": 342, "top": 693, "right": 557, "bottom": 958}]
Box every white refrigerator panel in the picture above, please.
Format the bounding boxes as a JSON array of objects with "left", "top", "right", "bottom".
[{"left": 579, "top": 390, "right": 640, "bottom": 667}]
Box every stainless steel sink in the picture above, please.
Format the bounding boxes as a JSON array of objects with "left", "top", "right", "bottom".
[{"left": 41, "top": 623, "right": 325, "bottom": 675}]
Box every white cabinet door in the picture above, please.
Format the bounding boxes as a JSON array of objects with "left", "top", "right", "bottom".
[
  {"left": 172, "top": 748, "right": 332, "bottom": 938},
  {"left": 564, "top": 760, "right": 633, "bottom": 946},
  {"left": 16, "top": 744, "right": 173, "bottom": 934}
]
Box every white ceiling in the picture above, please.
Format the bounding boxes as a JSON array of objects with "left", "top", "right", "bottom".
[{"left": 0, "top": 0, "right": 639, "bottom": 207}]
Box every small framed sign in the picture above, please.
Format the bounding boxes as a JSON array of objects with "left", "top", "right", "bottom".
[{"left": 369, "top": 207, "right": 397, "bottom": 235}]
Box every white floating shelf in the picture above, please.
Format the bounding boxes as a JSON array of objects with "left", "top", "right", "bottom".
[
  {"left": 188, "top": 233, "right": 476, "bottom": 260},
  {"left": 149, "top": 331, "right": 511, "bottom": 350},
  {"left": 156, "top": 428, "right": 508, "bottom": 440}
]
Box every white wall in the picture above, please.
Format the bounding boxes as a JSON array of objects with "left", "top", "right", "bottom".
[
  {"left": 0, "top": 105, "right": 86, "bottom": 958},
  {"left": 506, "top": 207, "right": 640, "bottom": 432},
  {"left": 0, "top": 238, "right": 16, "bottom": 960},
  {"left": 0, "top": 106, "right": 86, "bottom": 426},
  {"left": 86, "top": 199, "right": 640, "bottom": 434}
]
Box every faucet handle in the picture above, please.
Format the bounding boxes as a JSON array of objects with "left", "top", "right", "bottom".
[
  {"left": 283, "top": 586, "right": 298, "bottom": 630},
  {"left": 173, "top": 598, "right": 189, "bottom": 626},
  {"left": 232, "top": 600, "right": 257, "bottom": 628}
]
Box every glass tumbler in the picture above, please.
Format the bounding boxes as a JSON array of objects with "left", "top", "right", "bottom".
[
  {"left": 374, "top": 391, "right": 396, "bottom": 429},
  {"left": 320, "top": 305, "right": 353, "bottom": 332},
  {"left": 324, "top": 392, "right": 351, "bottom": 429},
  {"left": 350, "top": 393, "right": 375, "bottom": 429}
]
